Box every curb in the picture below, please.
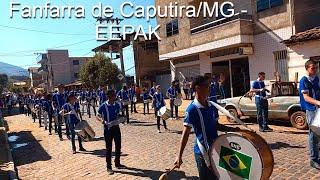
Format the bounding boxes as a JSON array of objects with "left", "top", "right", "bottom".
[{"left": 0, "top": 118, "right": 18, "bottom": 180}]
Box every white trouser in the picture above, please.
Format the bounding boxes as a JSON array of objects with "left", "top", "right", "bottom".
[{"left": 43, "top": 111, "right": 48, "bottom": 128}]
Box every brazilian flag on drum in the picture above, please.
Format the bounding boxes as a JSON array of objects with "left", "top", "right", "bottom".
[{"left": 219, "top": 146, "right": 253, "bottom": 179}]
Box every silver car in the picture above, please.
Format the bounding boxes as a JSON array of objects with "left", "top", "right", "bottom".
[{"left": 220, "top": 82, "right": 307, "bottom": 130}]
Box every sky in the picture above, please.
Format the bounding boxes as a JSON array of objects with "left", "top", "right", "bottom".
[{"left": 0, "top": 0, "right": 157, "bottom": 76}]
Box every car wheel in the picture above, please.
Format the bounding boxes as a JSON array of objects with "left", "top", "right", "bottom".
[
  {"left": 290, "top": 111, "right": 308, "bottom": 130},
  {"left": 226, "top": 108, "right": 238, "bottom": 123}
]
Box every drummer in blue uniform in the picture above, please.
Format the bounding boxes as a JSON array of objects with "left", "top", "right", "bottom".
[
  {"left": 117, "top": 85, "right": 130, "bottom": 123},
  {"left": 208, "top": 75, "right": 220, "bottom": 122},
  {"left": 149, "top": 82, "right": 157, "bottom": 117},
  {"left": 52, "top": 84, "right": 69, "bottom": 140},
  {"left": 154, "top": 85, "right": 168, "bottom": 133},
  {"left": 142, "top": 87, "right": 150, "bottom": 115},
  {"left": 96, "top": 89, "right": 126, "bottom": 175},
  {"left": 86, "top": 88, "right": 97, "bottom": 118},
  {"left": 129, "top": 84, "right": 138, "bottom": 114},
  {"left": 174, "top": 75, "right": 219, "bottom": 180},
  {"left": 166, "top": 82, "right": 179, "bottom": 119},
  {"left": 43, "top": 94, "right": 54, "bottom": 135},
  {"left": 99, "top": 87, "right": 107, "bottom": 105},
  {"left": 61, "top": 93, "right": 86, "bottom": 154}
]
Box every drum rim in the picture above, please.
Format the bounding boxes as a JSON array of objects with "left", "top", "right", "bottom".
[{"left": 212, "top": 131, "right": 274, "bottom": 179}]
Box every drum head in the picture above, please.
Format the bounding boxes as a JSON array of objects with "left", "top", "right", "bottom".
[
  {"left": 174, "top": 99, "right": 182, "bottom": 106},
  {"left": 159, "top": 107, "right": 167, "bottom": 116},
  {"left": 211, "top": 133, "right": 263, "bottom": 180}
]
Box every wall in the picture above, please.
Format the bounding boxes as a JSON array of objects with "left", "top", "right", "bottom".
[
  {"left": 69, "top": 57, "right": 88, "bottom": 82},
  {"left": 253, "top": 0, "right": 292, "bottom": 35},
  {"left": 47, "top": 50, "right": 71, "bottom": 86},
  {"left": 287, "top": 40, "right": 320, "bottom": 81},
  {"left": 155, "top": 0, "right": 254, "bottom": 56},
  {"left": 248, "top": 26, "right": 293, "bottom": 81},
  {"left": 294, "top": 0, "right": 320, "bottom": 33}
]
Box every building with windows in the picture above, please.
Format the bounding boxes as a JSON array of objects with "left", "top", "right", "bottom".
[
  {"left": 37, "top": 50, "right": 89, "bottom": 91},
  {"left": 155, "top": 0, "right": 320, "bottom": 98}
]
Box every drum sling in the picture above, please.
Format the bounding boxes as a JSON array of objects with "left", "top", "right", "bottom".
[{"left": 194, "top": 102, "right": 213, "bottom": 168}]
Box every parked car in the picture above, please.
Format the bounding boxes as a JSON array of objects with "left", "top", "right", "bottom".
[{"left": 220, "top": 82, "right": 307, "bottom": 130}]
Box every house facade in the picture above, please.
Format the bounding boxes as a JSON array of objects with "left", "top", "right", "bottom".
[
  {"left": 37, "top": 50, "right": 88, "bottom": 92},
  {"left": 155, "top": 0, "right": 320, "bottom": 98}
]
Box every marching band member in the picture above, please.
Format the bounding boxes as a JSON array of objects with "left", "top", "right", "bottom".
[
  {"left": 117, "top": 85, "right": 130, "bottom": 123},
  {"left": 142, "top": 87, "right": 150, "bottom": 115},
  {"left": 250, "top": 72, "right": 273, "bottom": 132},
  {"left": 43, "top": 94, "right": 54, "bottom": 135},
  {"left": 166, "top": 82, "right": 179, "bottom": 119},
  {"left": 61, "top": 93, "right": 86, "bottom": 154},
  {"left": 174, "top": 75, "right": 219, "bottom": 179},
  {"left": 299, "top": 60, "right": 320, "bottom": 170},
  {"left": 154, "top": 85, "right": 167, "bottom": 133},
  {"left": 129, "top": 84, "right": 138, "bottom": 113},
  {"left": 41, "top": 93, "right": 48, "bottom": 130},
  {"left": 53, "top": 84, "right": 69, "bottom": 140},
  {"left": 99, "top": 87, "right": 107, "bottom": 105},
  {"left": 35, "top": 94, "right": 42, "bottom": 127},
  {"left": 209, "top": 75, "right": 220, "bottom": 122},
  {"left": 97, "top": 90, "right": 126, "bottom": 175},
  {"left": 149, "top": 82, "right": 157, "bottom": 117},
  {"left": 86, "top": 88, "right": 97, "bottom": 118}
]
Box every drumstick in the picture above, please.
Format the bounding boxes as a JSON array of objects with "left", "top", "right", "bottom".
[
  {"left": 211, "top": 102, "right": 255, "bottom": 132},
  {"left": 159, "top": 165, "right": 178, "bottom": 180}
]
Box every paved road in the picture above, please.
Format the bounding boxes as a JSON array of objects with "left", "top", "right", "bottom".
[{"left": 4, "top": 105, "right": 320, "bottom": 180}]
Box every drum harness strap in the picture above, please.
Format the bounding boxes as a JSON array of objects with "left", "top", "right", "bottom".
[
  {"left": 66, "top": 103, "right": 80, "bottom": 122},
  {"left": 155, "top": 93, "right": 163, "bottom": 116},
  {"left": 103, "top": 102, "right": 110, "bottom": 127},
  {"left": 194, "top": 101, "right": 214, "bottom": 168}
]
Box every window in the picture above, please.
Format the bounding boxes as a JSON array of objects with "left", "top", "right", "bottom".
[
  {"left": 274, "top": 50, "right": 288, "bottom": 81},
  {"left": 74, "top": 73, "right": 79, "bottom": 79},
  {"left": 257, "top": 0, "right": 283, "bottom": 12},
  {"left": 166, "top": 19, "right": 179, "bottom": 37},
  {"left": 73, "top": 60, "right": 79, "bottom": 65}
]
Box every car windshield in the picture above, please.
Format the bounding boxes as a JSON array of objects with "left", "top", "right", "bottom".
[{"left": 272, "top": 83, "right": 298, "bottom": 96}]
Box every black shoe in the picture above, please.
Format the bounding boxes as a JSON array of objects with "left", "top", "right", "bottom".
[
  {"left": 310, "top": 160, "right": 320, "bottom": 170},
  {"left": 67, "top": 136, "right": 71, "bottom": 140},
  {"left": 115, "top": 163, "right": 126, "bottom": 169},
  {"left": 59, "top": 137, "right": 63, "bottom": 141},
  {"left": 79, "top": 147, "right": 86, "bottom": 151},
  {"left": 265, "top": 127, "right": 273, "bottom": 132},
  {"left": 72, "top": 150, "right": 76, "bottom": 154}
]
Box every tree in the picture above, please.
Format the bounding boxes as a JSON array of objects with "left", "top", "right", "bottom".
[
  {"left": 80, "top": 53, "right": 120, "bottom": 87},
  {"left": 0, "top": 74, "right": 8, "bottom": 93}
]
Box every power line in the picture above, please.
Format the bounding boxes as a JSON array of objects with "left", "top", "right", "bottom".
[
  {"left": 0, "top": 38, "right": 96, "bottom": 56},
  {"left": 0, "top": 24, "right": 94, "bottom": 36}
]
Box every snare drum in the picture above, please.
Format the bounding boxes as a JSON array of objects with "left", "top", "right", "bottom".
[
  {"left": 211, "top": 130, "right": 274, "bottom": 180},
  {"left": 133, "top": 96, "right": 137, "bottom": 103},
  {"left": 311, "top": 108, "right": 320, "bottom": 136},
  {"left": 75, "top": 120, "right": 96, "bottom": 141},
  {"left": 158, "top": 106, "right": 171, "bottom": 120},
  {"left": 122, "top": 100, "right": 130, "bottom": 106},
  {"left": 174, "top": 98, "right": 182, "bottom": 106}
]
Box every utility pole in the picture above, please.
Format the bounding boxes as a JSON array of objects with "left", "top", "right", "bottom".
[{"left": 96, "top": 17, "right": 126, "bottom": 83}]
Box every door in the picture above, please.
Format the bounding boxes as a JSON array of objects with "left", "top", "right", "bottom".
[
  {"left": 239, "top": 94, "right": 257, "bottom": 116},
  {"left": 212, "top": 61, "right": 231, "bottom": 99}
]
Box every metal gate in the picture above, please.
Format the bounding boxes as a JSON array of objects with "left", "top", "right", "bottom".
[{"left": 274, "top": 50, "right": 289, "bottom": 81}]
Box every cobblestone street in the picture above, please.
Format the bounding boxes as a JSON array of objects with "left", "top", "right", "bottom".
[{"left": 5, "top": 105, "right": 320, "bottom": 180}]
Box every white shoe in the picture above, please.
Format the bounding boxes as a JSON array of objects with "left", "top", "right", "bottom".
[
  {"left": 107, "top": 168, "right": 114, "bottom": 175},
  {"left": 158, "top": 130, "right": 161, "bottom": 133}
]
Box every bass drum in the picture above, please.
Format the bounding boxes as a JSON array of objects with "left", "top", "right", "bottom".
[{"left": 211, "top": 130, "right": 274, "bottom": 180}]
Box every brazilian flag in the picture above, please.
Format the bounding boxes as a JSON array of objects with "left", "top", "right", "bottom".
[{"left": 218, "top": 146, "right": 253, "bottom": 179}]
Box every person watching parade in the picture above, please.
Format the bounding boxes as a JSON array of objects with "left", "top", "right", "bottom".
[{"left": 250, "top": 72, "right": 273, "bottom": 132}]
